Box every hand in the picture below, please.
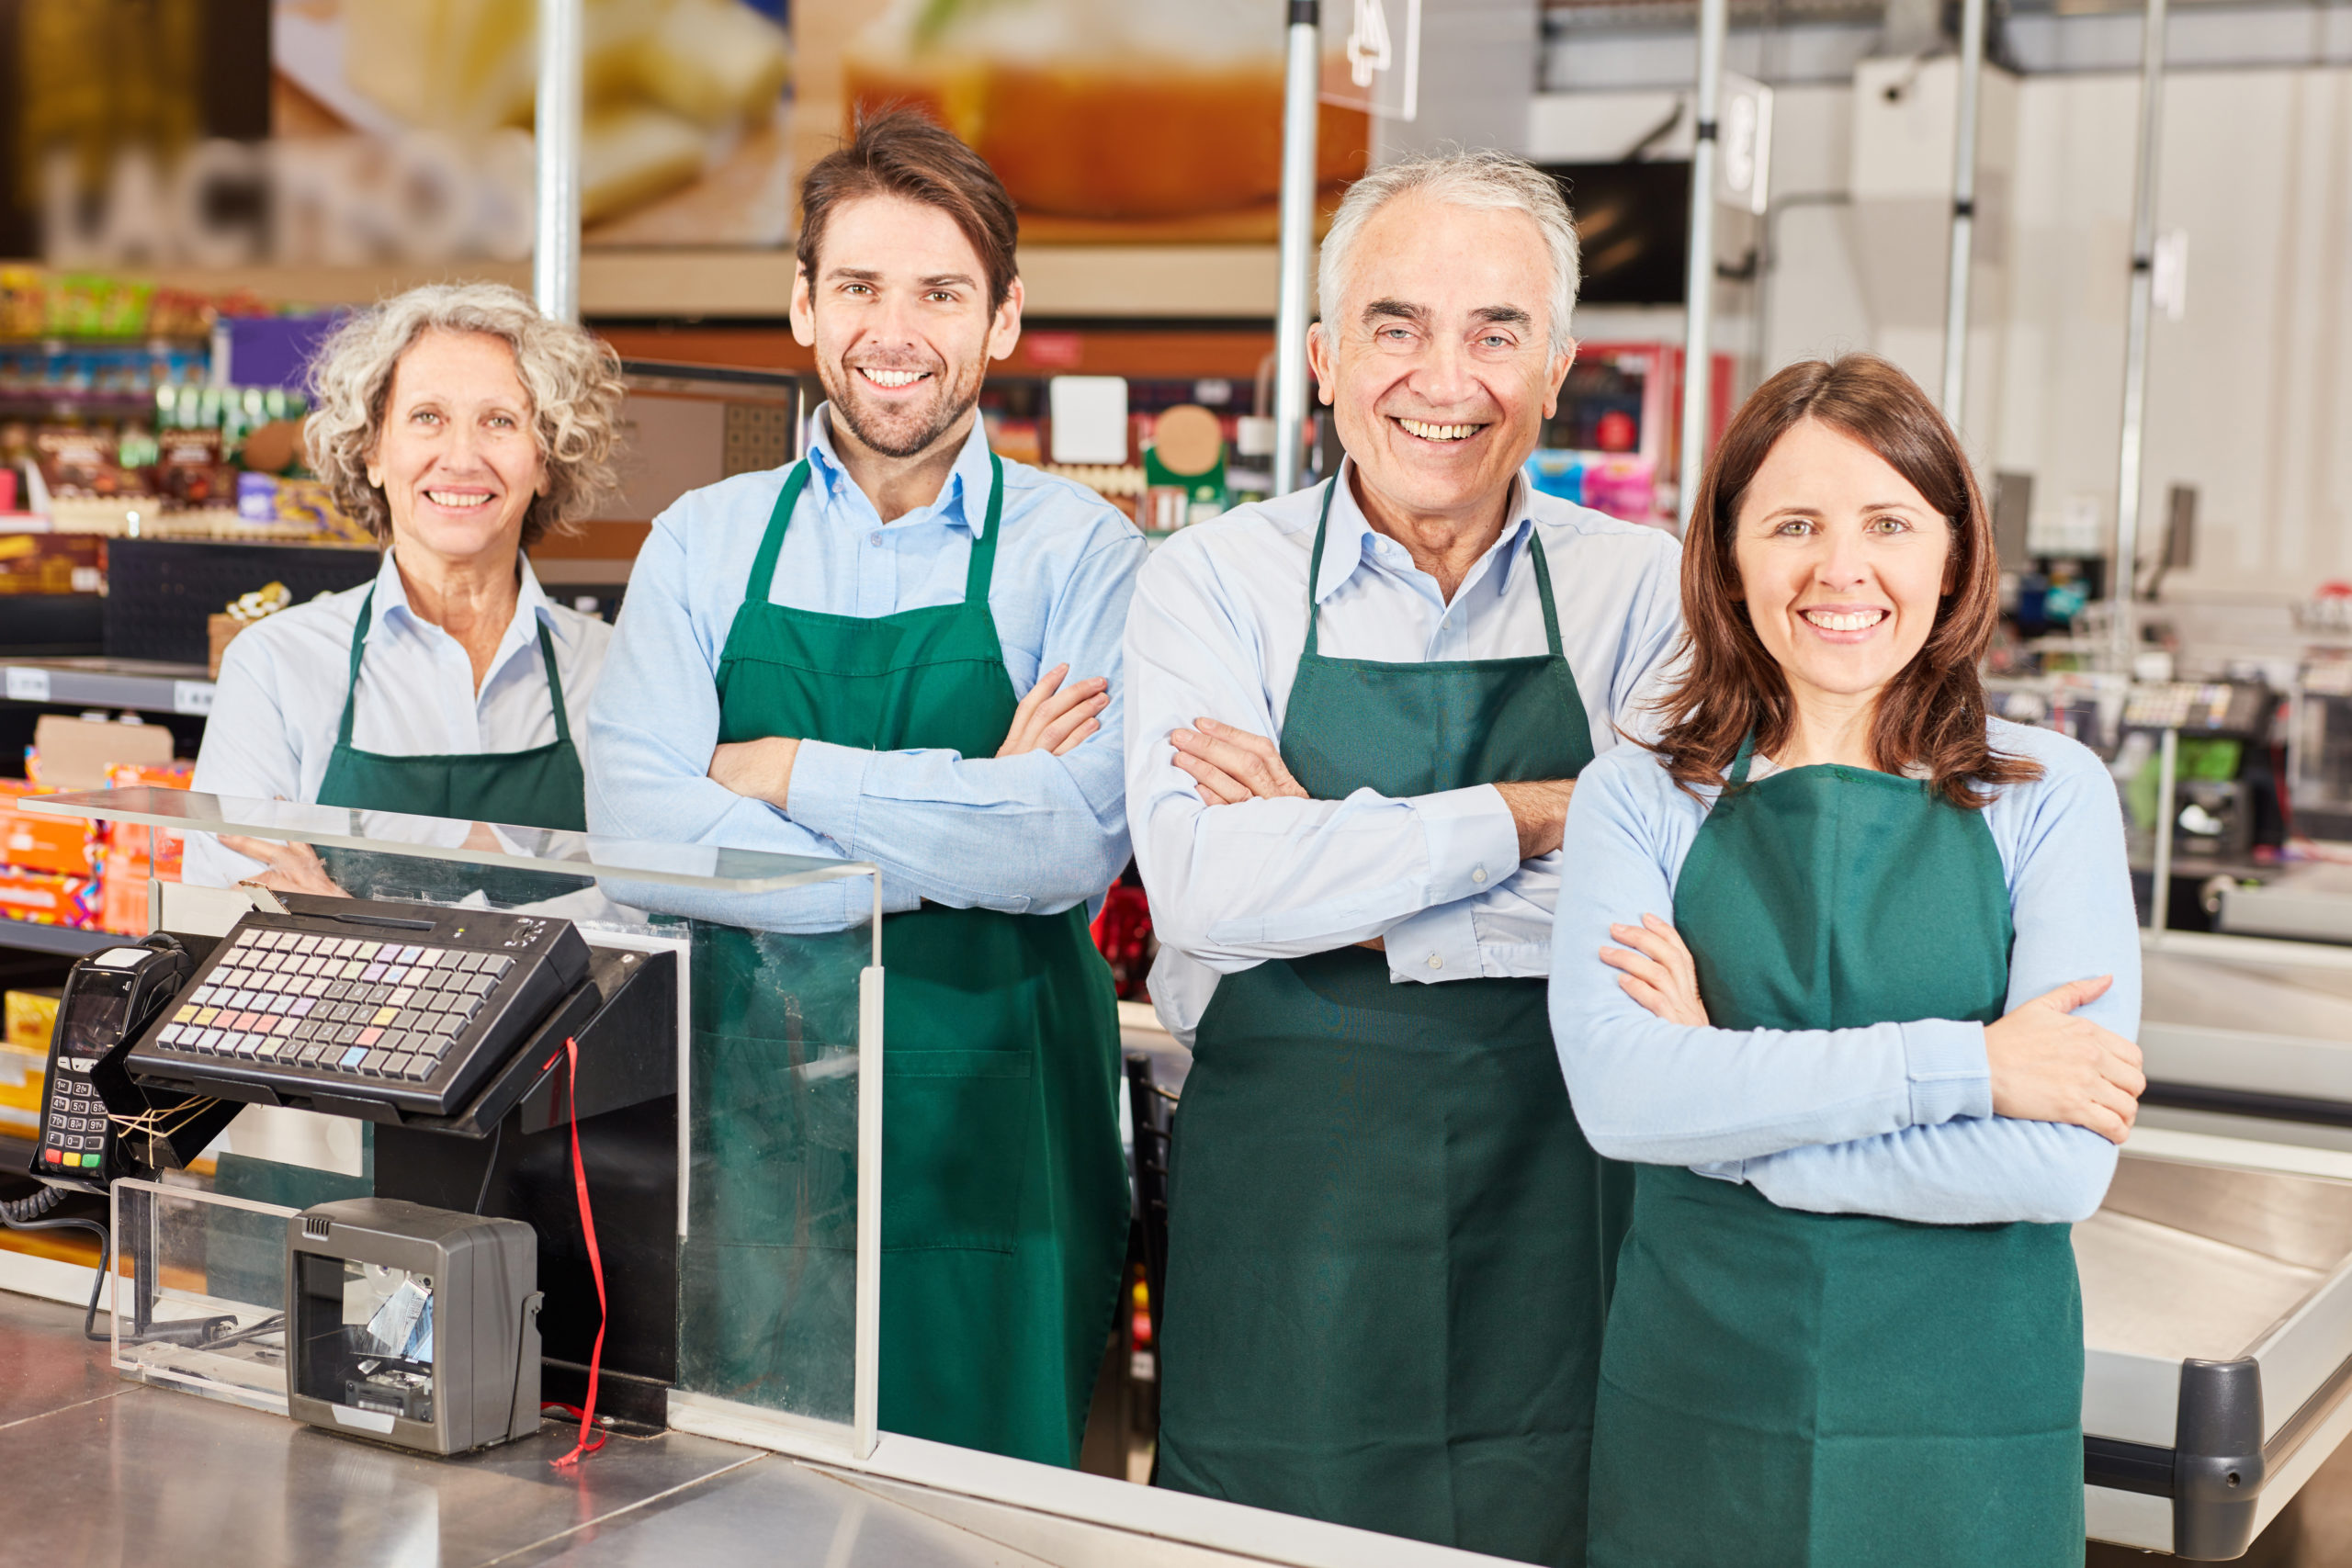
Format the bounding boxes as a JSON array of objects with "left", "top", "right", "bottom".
[
  {"left": 218, "top": 835, "right": 347, "bottom": 898},
  {"left": 1170, "top": 717, "right": 1310, "bottom": 806},
  {"left": 1984, "top": 976, "right": 2145, "bottom": 1144},
  {"left": 1600, "top": 914, "right": 1709, "bottom": 1026},
  {"left": 999, "top": 664, "right": 1108, "bottom": 758},
  {"left": 708, "top": 737, "right": 799, "bottom": 809},
  {"left": 1493, "top": 778, "right": 1577, "bottom": 859}
]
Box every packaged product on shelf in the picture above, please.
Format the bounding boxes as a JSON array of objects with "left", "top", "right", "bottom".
[
  {"left": 156, "top": 428, "right": 232, "bottom": 508},
  {"left": 0, "top": 534, "right": 104, "bottom": 595},
  {"left": 3, "top": 987, "right": 59, "bottom": 1053},
  {"left": 0, "top": 868, "right": 101, "bottom": 930},
  {"left": 0, "top": 267, "right": 41, "bottom": 337},
  {"left": 42, "top": 273, "right": 154, "bottom": 338},
  {"left": 0, "top": 780, "right": 98, "bottom": 877},
  {"left": 31, "top": 427, "right": 135, "bottom": 499},
  {"left": 25, "top": 713, "right": 175, "bottom": 791},
  {"left": 106, "top": 761, "right": 193, "bottom": 876}
]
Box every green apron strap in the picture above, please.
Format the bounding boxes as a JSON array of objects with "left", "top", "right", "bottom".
[
  {"left": 744, "top": 459, "right": 812, "bottom": 613},
  {"left": 1526, "top": 533, "right": 1565, "bottom": 660},
  {"left": 335, "top": 583, "right": 379, "bottom": 750},
  {"left": 1300, "top": 478, "right": 1341, "bottom": 659},
  {"left": 1728, "top": 731, "right": 1758, "bottom": 786},
  {"left": 536, "top": 617, "right": 572, "bottom": 746},
  {"left": 960, "top": 452, "right": 1007, "bottom": 603}
]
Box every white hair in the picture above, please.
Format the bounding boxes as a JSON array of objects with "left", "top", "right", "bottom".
[
  {"left": 1316, "top": 148, "right": 1582, "bottom": 355},
  {"left": 306, "top": 281, "right": 625, "bottom": 546}
]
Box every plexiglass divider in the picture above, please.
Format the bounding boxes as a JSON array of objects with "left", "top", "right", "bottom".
[{"left": 28, "top": 787, "right": 886, "bottom": 1457}]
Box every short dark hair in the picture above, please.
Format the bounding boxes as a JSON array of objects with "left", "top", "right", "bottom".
[
  {"left": 1651, "top": 353, "right": 2041, "bottom": 809},
  {"left": 797, "top": 107, "right": 1020, "bottom": 313}
]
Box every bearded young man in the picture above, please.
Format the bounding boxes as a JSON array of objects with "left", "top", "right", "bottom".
[{"left": 585, "top": 109, "right": 1140, "bottom": 1466}]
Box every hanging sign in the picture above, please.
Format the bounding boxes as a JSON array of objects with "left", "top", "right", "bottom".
[
  {"left": 1321, "top": 0, "right": 1422, "bottom": 121},
  {"left": 1715, "top": 72, "right": 1775, "bottom": 216}
]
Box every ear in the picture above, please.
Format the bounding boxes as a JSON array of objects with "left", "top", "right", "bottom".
[
  {"left": 788, "top": 262, "right": 817, "bottom": 349},
  {"left": 1540, "top": 336, "right": 1578, "bottom": 422},
  {"left": 1306, "top": 322, "right": 1336, "bottom": 407},
  {"left": 988, "top": 276, "right": 1024, "bottom": 363}
]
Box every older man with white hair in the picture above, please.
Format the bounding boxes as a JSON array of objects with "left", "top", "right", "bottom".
[{"left": 1124, "top": 151, "right": 1682, "bottom": 1563}]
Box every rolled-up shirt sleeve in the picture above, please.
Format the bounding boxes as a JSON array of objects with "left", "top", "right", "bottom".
[{"left": 1125, "top": 536, "right": 1523, "bottom": 970}]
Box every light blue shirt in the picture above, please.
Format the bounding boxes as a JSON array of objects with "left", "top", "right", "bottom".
[
  {"left": 187, "top": 550, "right": 609, "bottom": 888},
  {"left": 584, "top": 407, "right": 1145, "bottom": 931},
  {"left": 1126, "top": 463, "right": 1684, "bottom": 1040},
  {"left": 1549, "top": 717, "right": 2140, "bottom": 1224}
]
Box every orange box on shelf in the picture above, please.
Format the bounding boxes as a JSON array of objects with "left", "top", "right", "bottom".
[
  {"left": 0, "top": 1040, "right": 44, "bottom": 1134},
  {"left": 0, "top": 867, "right": 100, "bottom": 929},
  {"left": 106, "top": 761, "right": 193, "bottom": 875},
  {"left": 96, "top": 845, "right": 175, "bottom": 936},
  {"left": 0, "top": 781, "right": 98, "bottom": 877}
]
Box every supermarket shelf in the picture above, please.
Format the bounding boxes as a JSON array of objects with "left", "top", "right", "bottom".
[
  {"left": 0, "top": 657, "right": 214, "bottom": 716},
  {"left": 0, "top": 919, "right": 115, "bottom": 958},
  {"left": 0, "top": 247, "right": 1284, "bottom": 321}
]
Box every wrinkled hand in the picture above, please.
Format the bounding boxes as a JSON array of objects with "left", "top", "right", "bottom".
[
  {"left": 1170, "top": 717, "right": 1309, "bottom": 806},
  {"left": 219, "top": 835, "right": 347, "bottom": 898},
  {"left": 708, "top": 737, "right": 798, "bottom": 809},
  {"left": 1984, "top": 976, "right": 2144, "bottom": 1145},
  {"left": 999, "top": 664, "right": 1108, "bottom": 758},
  {"left": 1600, "top": 913, "right": 1709, "bottom": 1026}
]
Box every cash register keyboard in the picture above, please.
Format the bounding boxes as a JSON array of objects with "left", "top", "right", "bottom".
[{"left": 128, "top": 899, "right": 591, "bottom": 1117}]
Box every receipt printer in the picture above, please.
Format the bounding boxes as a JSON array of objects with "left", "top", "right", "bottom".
[{"left": 288, "top": 1198, "right": 542, "bottom": 1455}]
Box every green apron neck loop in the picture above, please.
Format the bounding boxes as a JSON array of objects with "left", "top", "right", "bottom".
[
  {"left": 748, "top": 447, "right": 1007, "bottom": 615},
  {"left": 1727, "top": 730, "right": 1758, "bottom": 786},
  {"left": 1301, "top": 475, "right": 1560, "bottom": 661},
  {"left": 338, "top": 581, "right": 572, "bottom": 749}
]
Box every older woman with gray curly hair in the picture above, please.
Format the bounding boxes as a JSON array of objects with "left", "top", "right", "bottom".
[{"left": 189, "top": 281, "right": 626, "bottom": 892}]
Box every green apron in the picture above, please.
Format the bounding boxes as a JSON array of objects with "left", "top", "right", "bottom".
[
  {"left": 315, "top": 581, "right": 588, "bottom": 831},
  {"left": 1158, "top": 479, "right": 1625, "bottom": 1567},
  {"left": 1587, "top": 740, "right": 2084, "bottom": 1568},
  {"left": 698, "top": 455, "right": 1128, "bottom": 1464}
]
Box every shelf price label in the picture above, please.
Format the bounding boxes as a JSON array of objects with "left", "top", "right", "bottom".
[
  {"left": 172, "top": 682, "right": 215, "bottom": 717},
  {"left": 4, "top": 667, "right": 51, "bottom": 704}
]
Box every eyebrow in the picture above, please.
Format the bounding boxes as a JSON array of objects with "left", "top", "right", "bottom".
[
  {"left": 1362, "top": 298, "right": 1428, "bottom": 327},
  {"left": 1472, "top": 305, "right": 1532, "bottom": 329},
  {"left": 824, "top": 267, "right": 978, "bottom": 291}
]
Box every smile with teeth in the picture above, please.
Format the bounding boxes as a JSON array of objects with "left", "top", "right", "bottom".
[
  {"left": 857, "top": 367, "right": 930, "bottom": 389},
  {"left": 424, "top": 489, "right": 493, "bottom": 508},
  {"left": 1802, "top": 607, "right": 1887, "bottom": 632},
  {"left": 1396, "top": 417, "right": 1484, "bottom": 442}
]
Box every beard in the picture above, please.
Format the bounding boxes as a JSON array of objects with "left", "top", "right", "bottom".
[{"left": 820, "top": 352, "right": 987, "bottom": 461}]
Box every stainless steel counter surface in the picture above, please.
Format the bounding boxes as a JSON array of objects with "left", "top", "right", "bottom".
[{"left": 0, "top": 1292, "right": 1061, "bottom": 1568}]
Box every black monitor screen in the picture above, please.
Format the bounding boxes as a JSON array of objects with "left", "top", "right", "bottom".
[{"left": 1542, "top": 162, "right": 1694, "bottom": 307}]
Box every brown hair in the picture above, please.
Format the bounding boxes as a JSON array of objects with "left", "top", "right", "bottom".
[
  {"left": 1651, "top": 353, "right": 2039, "bottom": 809},
  {"left": 797, "top": 107, "right": 1019, "bottom": 312}
]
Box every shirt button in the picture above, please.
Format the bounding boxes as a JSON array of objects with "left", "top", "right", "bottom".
[
  {"left": 868, "top": 531, "right": 883, "bottom": 546},
  {"left": 1471, "top": 866, "right": 1487, "bottom": 885},
  {"left": 1427, "top": 953, "right": 1443, "bottom": 970}
]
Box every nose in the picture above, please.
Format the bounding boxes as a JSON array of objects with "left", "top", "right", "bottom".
[
  {"left": 1405, "top": 333, "right": 1479, "bottom": 411},
  {"left": 1813, "top": 528, "right": 1871, "bottom": 591}
]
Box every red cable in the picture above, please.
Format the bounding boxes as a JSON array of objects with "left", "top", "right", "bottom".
[{"left": 550, "top": 1035, "right": 606, "bottom": 1468}]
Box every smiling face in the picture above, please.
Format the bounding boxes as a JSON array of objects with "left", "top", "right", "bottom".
[
  {"left": 366, "top": 328, "right": 547, "bottom": 569},
  {"left": 1307, "top": 192, "right": 1574, "bottom": 529},
  {"left": 1732, "top": 418, "right": 1957, "bottom": 710},
  {"left": 791, "top": 192, "right": 1021, "bottom": 462}
]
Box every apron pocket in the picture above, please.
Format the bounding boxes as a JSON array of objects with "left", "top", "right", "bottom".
[{"left": 882, "top": 1047, "right": 1035, "bottom": 1254}]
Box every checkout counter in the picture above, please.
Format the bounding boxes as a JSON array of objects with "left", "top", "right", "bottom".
[{"left": 0, "top": 786, "right": 1485, "bottom": 1568}]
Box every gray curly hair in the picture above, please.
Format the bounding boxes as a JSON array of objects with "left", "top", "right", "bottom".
[
  {"left": 1317, "top": 149, "right": 1582, "bottom": 356},
  {"left": 304, "top": 282, "right": 625, "bottom": 547}
]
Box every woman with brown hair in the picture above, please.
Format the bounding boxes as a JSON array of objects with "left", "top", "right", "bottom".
[{"left": 1548, "top": 353, "right": 2145, "bottom": 1566}]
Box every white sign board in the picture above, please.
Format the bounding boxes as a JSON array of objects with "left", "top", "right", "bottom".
[{"left": 1715, "top": 73, "right": 1774, "bottom": 217}]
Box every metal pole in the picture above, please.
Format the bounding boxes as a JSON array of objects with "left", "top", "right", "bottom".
[
  {"left": 1678, "top": 0, "right": 1729, "bottom": 531},
  {"left": 1273, "top": 0, "right": 1322, "bottom": 494},
  {"left": 1939, "top": 0, "right": 1987, "bottom": 423},
  {"left": 2150, "top": 727, "right": 2178, "bottom": 935},
  {"left": 2109, "top": 0, "right": 2170, "bottom": 667},
  {"left": 534, "top": 0, "right": 584, "bottom": 322}
]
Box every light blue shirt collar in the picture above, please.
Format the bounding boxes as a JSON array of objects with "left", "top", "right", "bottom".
[
  {"left": 1314, "top": 459, "right": 1536, "bottom": 606},
  {"left": 805, "top": 401, "right": 999, "bottom": 539}
]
